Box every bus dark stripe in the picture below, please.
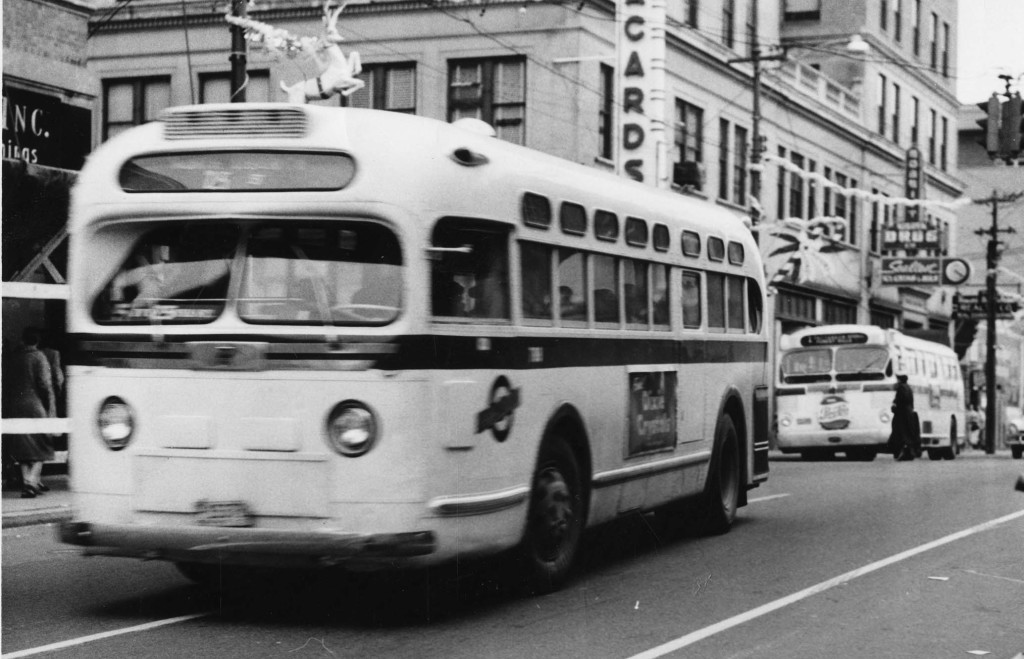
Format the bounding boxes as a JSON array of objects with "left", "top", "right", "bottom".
[{"left": 69, "top": 333, "right": 768, "bottom": 370}]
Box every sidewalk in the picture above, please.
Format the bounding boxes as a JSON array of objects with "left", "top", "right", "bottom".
[{"left": 1, "top": 473, "right": 73, "bottom": 529}]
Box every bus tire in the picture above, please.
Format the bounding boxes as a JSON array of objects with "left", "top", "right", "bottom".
[
  {"left": 175, "top": 561, "right": 227, "bottom": 586},
  {"left": 927, "top": 449, "right": 942, "bottom": 461},
  {"left": 694, "top": 415, "right": 740, "bottom": 536},
  {"left": 518, "top": 435, "right": 584, "bottom": 595},
  {"left": 943, "top": 418, "right": 958, "bottom": 460}
]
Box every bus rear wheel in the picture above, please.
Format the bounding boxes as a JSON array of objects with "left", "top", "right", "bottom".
[
  {"left": 518, "top": 436, "right": 584, "bottom": 595},
  {"left": 694, "top": 415, "right": 740, "bottom": 536}
]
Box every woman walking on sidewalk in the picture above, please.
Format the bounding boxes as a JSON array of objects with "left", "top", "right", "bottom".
[{"left": 2, "top": 328, "right": 55, "bottom": 498}]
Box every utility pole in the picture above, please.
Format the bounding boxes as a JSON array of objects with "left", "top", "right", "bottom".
[
  {"left": 973, "top": 189, "right": 1022, "bottom": 453},
  {"left": 229, "top": 0, "right": 248, "bottom": 102}
]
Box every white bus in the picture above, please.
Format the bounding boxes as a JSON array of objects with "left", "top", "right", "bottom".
[
  {"left": 776, "top": 324, "right": 965, "bottom": 461},
  {"left": 59, "top": 104, "right": 771, "bottom": 592}
]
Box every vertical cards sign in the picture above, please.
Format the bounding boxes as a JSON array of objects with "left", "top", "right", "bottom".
[
  {"left": 618, "top": 0, "right": 665, "bottom": 184},
  {"left": 628, "top": 371, "right": 677, "bottom": 455}
]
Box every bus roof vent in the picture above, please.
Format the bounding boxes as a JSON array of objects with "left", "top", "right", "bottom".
[{"left": 161, "top": 106, "right": 308, "bottom": 140}]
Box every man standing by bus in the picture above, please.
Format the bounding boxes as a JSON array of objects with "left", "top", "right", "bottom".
[{"left": 890, "top": 374, "right": 919, "bottom": 461}]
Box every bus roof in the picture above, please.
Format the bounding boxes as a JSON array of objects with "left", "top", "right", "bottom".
[{"left": 71, "top": 104, "right": 756, "bottom": 260}]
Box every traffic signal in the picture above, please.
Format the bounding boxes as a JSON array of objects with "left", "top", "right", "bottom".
[
  {"left": 1000, "top": 92, "right": 1022, "bottom": 162},
  {"left": 977, "top": 93, "right": 1001, "bottom": 157}
]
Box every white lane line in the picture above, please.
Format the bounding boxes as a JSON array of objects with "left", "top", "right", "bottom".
[
  {"left": 748, "top": 493, "right": 790, "bottom": 503},
  {"left": 1, "top": 613, "right": 209, "bottom": 658},
  {"left": 628, "top": 507, "right": 1024, "bottom": 659}
]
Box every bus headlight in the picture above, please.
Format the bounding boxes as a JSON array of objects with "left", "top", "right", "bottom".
[
  {"left": 778, "top": 414, "right": 792, "bottom": 428},
  {"left": 325, "top": 401, "right": 378, "bottom": 457},
  {"left": 879, "top": 410, "right": 892, "bottom": 424},
  {"left": 97, "top": 396, "right": 134, "bottom": 451}
]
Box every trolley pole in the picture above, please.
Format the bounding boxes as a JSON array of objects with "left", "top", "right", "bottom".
[
  {"left": 974, "top": 189, "right": 1022, "bottom": 453},
  {"left": 229, "top": 0, "right": 248, "bottom": 102}
]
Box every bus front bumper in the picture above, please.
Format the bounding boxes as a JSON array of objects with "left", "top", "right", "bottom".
[{"left": 58, "top": 521, "right": 436, "bottom": 568}]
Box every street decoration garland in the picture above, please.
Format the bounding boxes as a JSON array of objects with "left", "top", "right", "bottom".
[
  {"left": 224, "top": 1, "right": 364, "bottom": 104},
  {"left": 755, "top": 155, "right": 972, "bottom": 289}
]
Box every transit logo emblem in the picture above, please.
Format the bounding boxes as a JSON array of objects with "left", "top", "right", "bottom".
[{"left": 476, "top": 375, "right": 520, "bottom": 442}]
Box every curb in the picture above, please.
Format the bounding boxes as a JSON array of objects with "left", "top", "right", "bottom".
[{"left": 3, "top": 507, "right": 73, "bottom": 529}]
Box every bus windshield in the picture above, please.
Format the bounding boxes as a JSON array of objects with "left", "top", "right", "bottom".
[
  {"left": 92, "top": 220, "right": 403, "bottom": 326},
  {"left": 779, "top": 348, "right": 831, "bottom": 384},
  {"left": 780, "top": 346, "right": 890, "bottom": 384},
  {"left": 834, "top": 346, "right": 890, "bottom": 381}
]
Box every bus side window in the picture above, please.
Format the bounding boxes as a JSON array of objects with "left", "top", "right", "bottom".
[
  {"left": 707, "top": 272, "right": 725, "bottom": 330},
  {"left": 726, "top": 275, "right": 744, "bottom": 332},
  {"left": 652, "top": 264, "right": 669, "bottom": 327},
  {"left": 746, "top": 278, "right": 763, "bottom": 333},
  {"left": 431, "top": 218, "right": 510, "bottom": 320},
  {"left": 592, "top": 253, "right": 620, "bottom": 324},
  {"left": 681, "top": 270, "right": 701, "bottom": 329},
  {"left": 521, "top": 242, "right": 553, "bottom": 320},
  {"left": 624, "top": 259, "right": 649, "bottom": 326},
  {"left": 557, "top": 249, "right": 587, "bottom": 322}
]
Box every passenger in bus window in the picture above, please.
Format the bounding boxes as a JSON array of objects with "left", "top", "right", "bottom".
[
  {"left": 624, "top": 283, "right": 648, "bottom": 324},
  {"left": 432, "top": 274, "right": 466, "bottom": 316}
]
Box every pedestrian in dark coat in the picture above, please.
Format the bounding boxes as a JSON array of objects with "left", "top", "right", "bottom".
[
  {"left": 2, "top": 328, "right": 55, "bottom": 497},
  {"left": 890, "top": 374, "right": 918, "bottom": 461}
]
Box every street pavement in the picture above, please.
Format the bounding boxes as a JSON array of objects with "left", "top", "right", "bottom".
[{"left": 1, "top": 472, "right": 72, "bottom": 529}]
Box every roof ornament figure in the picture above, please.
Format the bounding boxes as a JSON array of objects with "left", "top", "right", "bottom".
[{"left": 224, "top": 1, "right": 363, "bottom": 104}]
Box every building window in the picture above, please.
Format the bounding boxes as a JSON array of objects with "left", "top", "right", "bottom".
[
  {"left": 893, "top": 0, "right": 902, "bottom": 41},
  {"left": 929, "top": 12, "right": 938, "bottom": 69},
  {"left": 834, "top": 172, "right": 848, "bottom": 237},
  {"left": 892, "top": 83, "right": 901, "bottom": 145},
  {"left": 789, "top": 152, "right": 804, "bottom": 219},
  {"left": 103, "top": 77, "right": 171, "bottom": 141},
  {"left": 880, "top": 0, "right": 889, "bottom": 30},
  {"left": 911, "top": 0, "right": 921, "bottom": 55},
  {"left": 674, "top": 99, "right": 704, "bottom": 189},
  {"left": 823, "top": 167, "right": 833, "bottom": 216},
  {"left": 928, "top": 108, "right": 937, "bottom": 165},
  {"left": 449, "top": 57, "right": 526, "bottom": 145},
  {"left": 824, "top": 299, "right": 856, "bottom": 324},
  {"left": 776, "top": 146, "right": 787, "bottom": 219},
  {"left": 599, "top": 63, "right": 614, "bottom": 160},
  {"left": 877, "top": 74, "right": 887, "bottom": 136},
  {"left": 941, "top": 22, "right": 950, "bottom": 77},
  {"left": 199, "top": 71, "right": 270, "bottom": 104},
  {"left": 911, "top": 95, "right": 920, "bottom": 144},
  {"left": 346, "top": 63, "right": 416, "bottom": 113},
  {"left": 777, "top": 289, "right": 815, "bottom": 323},
  {"left": 733, "top": 125, "right": 748, "bottom": 205},
  {"left": 870, "top": 189, "right": 880, "bottom": 253},
  {"left": 848, "top": 179, "right": 858, "bottom": 246},
  {"left": 784, "top": 0, "right": 821, "bottom": 21},
  {"left": 718, "top": 119, "right": 730, "bottom": 201},
  {"left": 722, "top": 0, "right": 735, "bottom": 48},
  {"left": 807, "top": 159, "right": 817, "bottom": 219},
  {"left": 940, "top": 116, "right": 948, "bottom": 171},
  {"left": 684, "top": 0, "right": 699, "bottom": 27}
]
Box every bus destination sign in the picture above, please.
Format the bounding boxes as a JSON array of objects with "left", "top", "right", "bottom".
[{"left": 800, "top": 333, "right": 868, "bottom": 347}]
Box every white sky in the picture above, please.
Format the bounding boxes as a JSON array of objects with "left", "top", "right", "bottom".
[{"left": 956, "top": 0, "right": 1024, "bottom": 102}]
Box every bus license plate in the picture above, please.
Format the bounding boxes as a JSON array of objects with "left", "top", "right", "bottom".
[{"left": 195, "top": 500, "right": 255, "bottom": 528}]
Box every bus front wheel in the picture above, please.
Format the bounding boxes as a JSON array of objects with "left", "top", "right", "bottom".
[
  {"left": 694, "top": 415, "right": 741, "bottom": 536},
  {"left": 518, "top": 436, "right": 584, "bottom": 595}
]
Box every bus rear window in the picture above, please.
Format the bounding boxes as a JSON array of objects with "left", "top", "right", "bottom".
[
  {"left": 119, "top": 151, "right": 356, "bottom": 192},
  {"left": 780, "top": 349, "right": 832, "bottom": 384}
]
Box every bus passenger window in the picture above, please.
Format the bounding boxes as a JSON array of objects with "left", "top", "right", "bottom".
[
  {"left": 557, "top": 250, "right": 587, "bottom": 322},
  {"left": 593, "top": 254, "right": 619, "bottom": 323},
  {"left": 707, "top": 272, "right": 726, "bottom": 329},
  {"left": 726, "top": 275, "right": 744, "bottom": 332},
  {"left": 624, "top": 260, "right": 649, "bottom": 325},
  {"left": 681, "top": 271, "right": 701, "bottom": 328},
  {"left": 652, "top": 264, "right": 669, "bottom": 327},
  {"left": 520, "top": 242, "right": 553, "bottom": 320},
  {"left": 431, "top": 218, "right": 510, "bottom": 320},
  {"left": 747, "top": 278, "right": 763, "bottom": 333}
]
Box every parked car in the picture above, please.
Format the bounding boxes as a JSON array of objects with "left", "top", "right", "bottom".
[{"left": 1006, "top": 405, "right": 1024, "bottom": 459}]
